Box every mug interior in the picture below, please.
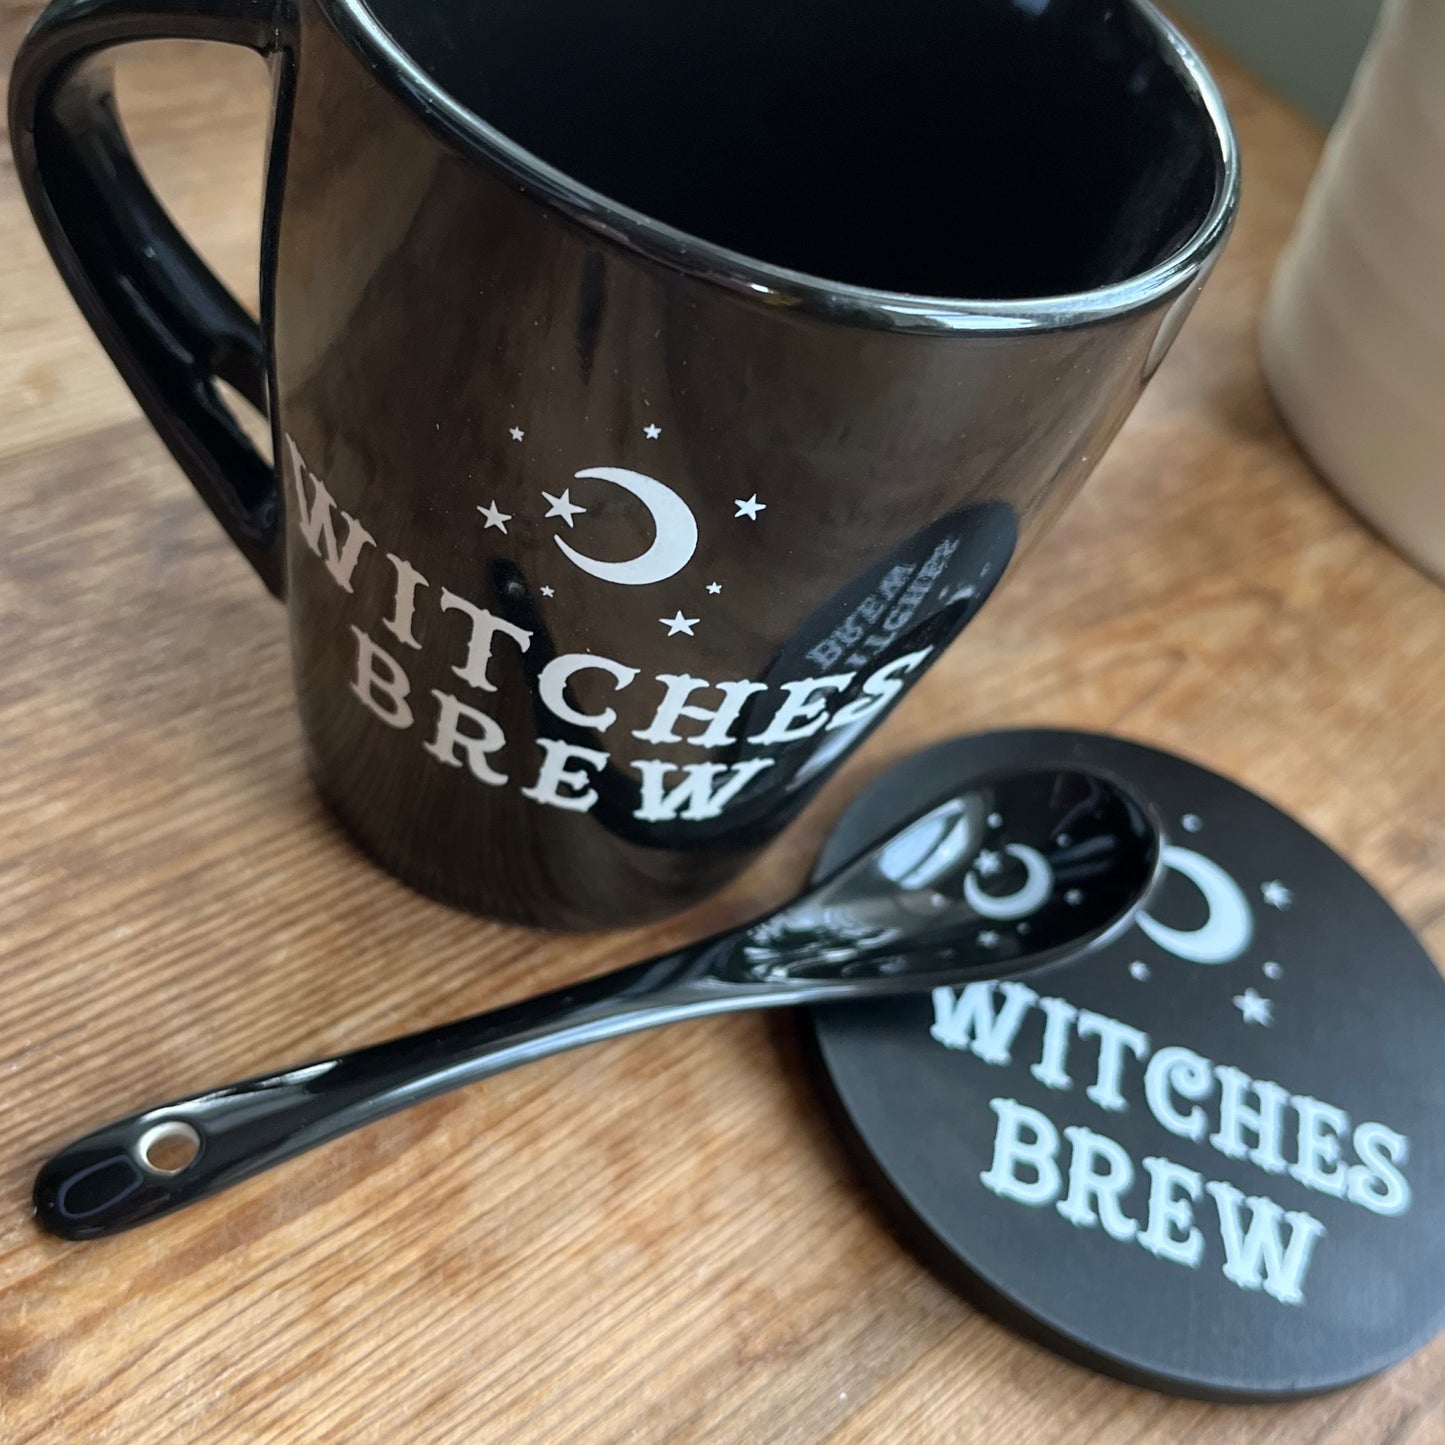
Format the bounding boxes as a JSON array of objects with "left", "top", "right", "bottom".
[{"left": 355, "top": 0, "right": 1224, "bottom": 302}]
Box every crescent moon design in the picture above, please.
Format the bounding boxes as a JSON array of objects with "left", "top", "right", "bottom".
[
  {"left": 1137, "top": 845, "right": 1254, "bottom": 964},
  {"left": 553, "top": 467, "right": 698, "bottom": 586},
  {"left": 964, "top": 844, "right": 1054, "bottom": 920}
]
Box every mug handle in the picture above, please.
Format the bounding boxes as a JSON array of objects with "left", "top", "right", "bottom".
[{"left": 9, "top": 0, "right": 287, "bottom": 596}]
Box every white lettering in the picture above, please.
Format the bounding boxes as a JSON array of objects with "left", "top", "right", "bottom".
[
  {"left": 423, "top": 689, "right": 507, "bottom": 784},
  {"left": 1030, "top": 995, "right": 1078, "bottom": 1091},
  {"left": 1077, "top": 1010, "right": 1150, "bottom": 1112},
  {"left": 538, "top": 654, "right": 639, "bottom": 732},
  {"left": 521, "top": 738, "right": 609, "bottom": 813},
  {"left": 1138, "top": 1156, "right": 1204, "bottom": 1267},
  {"left": 1289, "top": 1094, "right": 1349, "bottom": 1198},
  {"left": 632, "top": 674, "right": 769, "bottom": 748},
  {"left": 349, "top": 626, "right": 413, "bottom": 729},
  {"left": 631, "top": 757, "right": 775, "bottom": 822},
  {"left": 980, "top": 1098, "right": 1061, "bottom": 1207},
  {"left": 825, "top": 648, "right": 934, "bottom": 730},
  {"left": 288, "top": 437, "right": 375, "bottom": 592},
  {"left": 1144, "top": 1045, "right": 1214, "bottom": 1143},
  {"left": 746, "top": 674, "right": 856, "bottom": 745},
  {"left": 440, "top": 590, "right": 533, "bottom": 693},
  {"left": 929, "top": 981, "right": 1037, "bottom": 1065},
  {"left": 381, "top": 552, "right": 429, "bottom": 650},
  {"left": 1056, "top": 1125, "right": 1138, "bottom": 1241},
  {"left": 1210, "top": 1065, "right": 1289, "bottom": 1174},
  {"left": 1347, "top": 1122, "right": 1411, "bottom": 1217},
  {"left": 1206, "top": 1180, "right": 1325, "bottom": 1306}
]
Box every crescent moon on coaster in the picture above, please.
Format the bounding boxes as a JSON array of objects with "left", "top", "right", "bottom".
[
  {"left": 964, "top": 844, "right": 1054, "bottom": 920},
  {"left": 1137, "top": 845, "right": 1253, "bottom": 964},
  {"left": 553, "top": 467, "right": 698, "bottom": 586}
]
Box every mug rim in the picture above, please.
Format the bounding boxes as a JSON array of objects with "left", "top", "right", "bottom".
[{"left": 322, "top": 0, "right": 1240, "bottom": 335}]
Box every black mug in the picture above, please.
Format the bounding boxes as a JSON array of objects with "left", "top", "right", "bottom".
[{"left": 11, "top": 0, "right": 1237, "bottom": 929}]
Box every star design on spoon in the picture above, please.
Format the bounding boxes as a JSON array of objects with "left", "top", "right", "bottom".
[
  {"left": 643, "top": 423, "right": 662, "bottom": 439},
  {"left": 974, "top": 849, "right": 1004, "bottom": 878},
  {"left": 734, "top": 494, "right": 766, "bottom": 520},
  {"left": 509, "top": 426, "right": 525, "bottom": 442},
  {"left": 706, "top": 582, "right": 722, "bottom": 595},
  {"left": 540, "top": 585, "right": 555, "bottom": 598},
  {"left": 661, "top": 611, "right": 698, "bottom": 636},
  {"left": 542, "top": 489, "right": 587, "bottom": 527},
  {"left": 978, "top": 930, "right": 1001, "bottom": 949}
]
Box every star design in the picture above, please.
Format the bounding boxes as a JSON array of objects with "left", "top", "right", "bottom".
[
  {"left": 1261, "top": 880, "right": 1293, "bottom": 910},
  {"left": 1234, "top": 987, "right": 1274, "bottom": 1026},
  {"left": 706, "top": 582, "right": 723, "bottom": 595},
  {"left": 734, "top": 494, "right": 766, "bottom": 520},
  {"left": 1130, "top": 961, "right": 1151, "bottom": 982},
  {"left": 978, "top": 930, "right": 1001, "bottom": 949},
  {"left": 1182, "top": 813, "right": 1203, "bottom": 833},
  {"left": 1055, "top": 833, "right": 1072, "bottom": 848},
  {"left": 1263, "top": 961, "right": 1283, "bottom": 980},
  {"left": 974, "top": 849, "right": 1004, "bottom": 878},
  {"left": 1065, "top": 889, "right": 1084, "bottom": 906},
  {"left": 477, "top": 500, "right": 511, "bottom": 533},
  {"left": 542, "top": 489, "right": 587, "bottom": 527},
  {"left": 987, "top": 812, "right": 1004, "bottom": 829},
  {"left": 540, "top": 585, "right": 555, "bottom": 598},
  {"left": 509, "top": 426, "right": 525, "bottom": 442},
  {"left": 643, "top": 423, "right": 662, "bottom": 440},
  {"left": 661, "top": 611, "right": 698, "bottom": 636}
]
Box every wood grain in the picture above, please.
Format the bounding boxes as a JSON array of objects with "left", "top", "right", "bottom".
[{"left": 1, "top": 14, "right": 1443, "bottom": 1444}]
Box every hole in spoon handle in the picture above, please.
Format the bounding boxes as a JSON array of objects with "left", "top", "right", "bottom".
[{"left": 33, "top": 1113, "right": 210, "bottom": 1239}]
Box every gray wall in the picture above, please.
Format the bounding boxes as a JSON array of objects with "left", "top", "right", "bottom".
[{"left": 1172, "top": 0, "right": 1385, "bottom": 126}]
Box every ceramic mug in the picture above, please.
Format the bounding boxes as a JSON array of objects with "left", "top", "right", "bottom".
[
  {"left": 1261, "top": 0, "right": 1445, "bottom": 584},
  {"left": 10, "top": 0, "right": 1237, "bottom": 928}
]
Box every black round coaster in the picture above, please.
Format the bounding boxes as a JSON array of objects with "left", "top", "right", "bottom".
[{"left": 806, "top": 730, "right": 1445, "bottom": 1401}]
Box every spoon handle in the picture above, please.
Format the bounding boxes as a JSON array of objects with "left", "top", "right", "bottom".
[{"left": 33, "top": 942, "right": 737, "bottom": 1240}]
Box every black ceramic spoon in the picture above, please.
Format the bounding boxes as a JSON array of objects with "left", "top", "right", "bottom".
[{"left": 34, "top": 764, "right": 1160, "bottom": 1239}]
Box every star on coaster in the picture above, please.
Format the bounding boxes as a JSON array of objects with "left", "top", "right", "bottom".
[
  {"left": 1130, "top": 961, "right": 1151, "bottom": 982},
  {"left": 540, "top": 585, "right": 555, "bottom": 598},
  {"left": 734, "top": 494, "right": 766, "bottom": 520},
  {"left": 643, "top": 423, "right": 662, "bottom": 439},
  {"left": 978, "top": 929, "right": 1001, "bottom": 949},
  {"left": 477, "top": 500, "right": 511, "bottom": 533},
  {"left": 1263, "top": 961, "right": 1283, "bottom": 980},
  {"left": 1261, "top": 880, "right": 1293, "bottom": 910},
  {"left": 1234, "top": 987, "right": 1274, "bottom": 1026},
  {"left": 706, "top": 581, "right": 722, "bottom": 595},
  {"left": 974, "top": 848, "right": 1004, "bottom": 878},
  {"left": 661, "top": 611, "right": 698, "bottom": 636},
  {"left": 987, "top": 812, "right": 1004, "bottom": 829},
  {"left": 542, "top": 489, "right": 587, "bottom": 527},
  {"left": 1182, "top": 813, "right": 1203, "bottom": 833},
  {"left": 509, "top": 426, "right": 525, "bottom": 441}
]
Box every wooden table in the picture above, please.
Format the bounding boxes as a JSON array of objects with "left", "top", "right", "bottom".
[{"left": 2, "top": 9, "right": 1442, "bottom": 1441}]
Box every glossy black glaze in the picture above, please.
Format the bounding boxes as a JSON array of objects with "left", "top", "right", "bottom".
[
  {"left": 33, "top": 764, "right": 1161, "bottom": 1238},
  {"left": 11, "top": 0, "right": 1236, "bottom": 928}
]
